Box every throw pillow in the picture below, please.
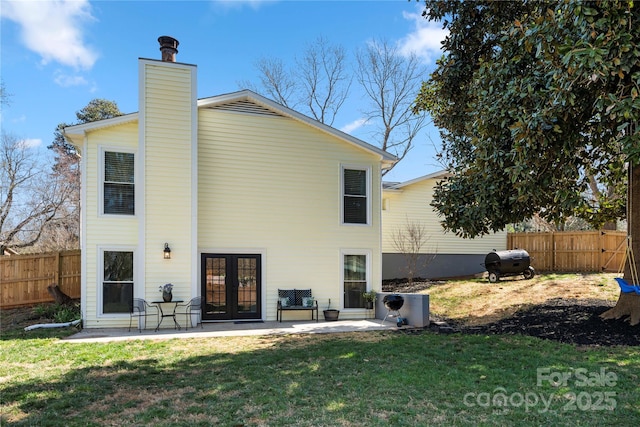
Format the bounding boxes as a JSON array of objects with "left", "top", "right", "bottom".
[
  {"left": 302, "top": 297, "right": 314, "bottom": 308},
  {"left": 280, "top": 297, "right": 290, "bottom": 307}
]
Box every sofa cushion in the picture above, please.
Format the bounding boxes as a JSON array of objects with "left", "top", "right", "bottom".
[
  {"left": 294, "top": 289, "right": 312, "bottom": 306},
  {"left": 278, "top": 289, "right": 296, "bottom": 305},
  {"left": 278, "top": 289, "right": 313, "bottom": 307}
]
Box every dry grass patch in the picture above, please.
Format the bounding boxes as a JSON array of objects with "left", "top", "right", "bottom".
[{"left": 427, "top": 273, "right": 620, "bottom": 325}]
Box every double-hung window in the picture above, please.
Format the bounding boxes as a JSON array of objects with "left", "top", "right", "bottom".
[
  {"left": 102, "top": 250, "right": 134, "bottom": 314},
  {"left": 103, "top": 150, "right": 135, "bottom": 215},
  {"left": 342, "top": 167, "right": 369, "bottom": 225},
  {"left": 343, "top": 252, "right": 370, "bottom": 308}
]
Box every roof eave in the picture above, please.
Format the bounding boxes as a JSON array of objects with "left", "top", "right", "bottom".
[
  {"left": 62, "top": 113, "right": 138, "bottom": 137},
  {"left": 62, "top": 113, "right": 138, "bottom": 149},
  {"left": 383, "top": 170, "right": 451, "bottom": 190}
]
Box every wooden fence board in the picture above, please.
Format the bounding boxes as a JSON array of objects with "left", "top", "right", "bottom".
[
  {"left": 0, "top": 250, "right": 80, "bottom": 308},
  {"left": 508, "top": 231, "right": 626, "bottom": 273}
]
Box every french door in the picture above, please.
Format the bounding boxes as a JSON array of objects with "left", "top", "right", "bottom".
[{"left": 201, "top": 254, "right": 261, "bottom": 321}]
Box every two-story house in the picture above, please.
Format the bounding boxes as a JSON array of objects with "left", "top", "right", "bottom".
[{"left": 63, "top": 37, "right": 396, "bottom": 328}]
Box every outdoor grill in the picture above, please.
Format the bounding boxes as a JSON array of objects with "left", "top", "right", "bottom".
[
  {"left": 383, "top": 294, "right": 404, "bottom": 311},
  {"left": 382, "top": 294, "right": 407, "bottom": 327},
  {"left": 484, "top": 249, "right": 535, "bottom": 283}
]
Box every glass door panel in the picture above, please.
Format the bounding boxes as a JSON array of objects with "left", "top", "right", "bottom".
[
  {"left": 236, "top": 257, "right": 258, "bottom": 316},
  {"left": 204, "top": 256, "right": 228, "bottom": 319},
  {"left": 202, "top": 254, "right": 261, "bottom": 320}
]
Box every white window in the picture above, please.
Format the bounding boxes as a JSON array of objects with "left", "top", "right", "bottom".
[
  {"left": 102, "top": 150, "right": 135, "bottom": 215},
  {"left": 342, "top": 251, "right": 370, "bottom": 308},
  {"left": 342, "top": 166, "right": 370, "bottom": 225},
  {"left": 101, "top": 250, "right": 134, "bottom": 314}
]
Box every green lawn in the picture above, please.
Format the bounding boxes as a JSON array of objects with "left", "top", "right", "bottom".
[{"left": 1, "top": 327, "right": 639, "bottom": 426}]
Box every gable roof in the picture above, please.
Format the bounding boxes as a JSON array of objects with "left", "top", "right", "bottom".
[
  {"left": 383, "top": 170, "right": 450, "bottom": 191},
  {"left": 63, "top": 89, "right": 397, "bottom": 168}
]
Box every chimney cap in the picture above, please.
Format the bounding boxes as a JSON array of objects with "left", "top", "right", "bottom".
[{"left": 158, "top": 36, "right": 179, "bottom": 62}]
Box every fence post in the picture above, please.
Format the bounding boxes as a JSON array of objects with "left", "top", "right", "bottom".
[
  {"left": 599, "top": 230, "right": 604, "bottom": 272},
  {"left": 56, "top": 251, "right": 61, "bottom": 286},
  {"left": 550, "top": 232, "right": 555, "bottom": 272}
]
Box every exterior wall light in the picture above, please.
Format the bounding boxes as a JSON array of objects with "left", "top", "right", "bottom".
[{"left": 163, "top": 243, "right": 171, "bottom": 259}]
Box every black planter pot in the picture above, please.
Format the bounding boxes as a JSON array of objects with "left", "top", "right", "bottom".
[{"left": 323, "top": 309, "right": 340, "bottom": 321}]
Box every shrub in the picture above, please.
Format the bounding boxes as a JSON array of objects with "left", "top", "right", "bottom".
[{"left": 33, "top": 303, "right": 80, "bottom": 323}]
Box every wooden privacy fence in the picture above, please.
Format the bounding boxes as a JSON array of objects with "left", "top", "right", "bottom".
[
  {"left": 0, "top": 250, "right": 81, "bottom": 308},
  {"left": 507, "top": 231, "right": 627, "bottom": 273}
]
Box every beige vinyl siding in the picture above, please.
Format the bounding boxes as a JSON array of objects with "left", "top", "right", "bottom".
[
  {"left": 83, "top": 123, "right": 139, "bottom": 327},
  {"left": 198, "top": 109, "right": 382, "bottom": 319},
  {"left": 382, "top": 177, "right": 506, "bottom": 255},
  {"left": 141, "top": 61, "right": 196, "bottom": 303}
]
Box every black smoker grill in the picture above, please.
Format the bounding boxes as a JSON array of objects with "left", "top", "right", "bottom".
[
  {"left": 484, "top": 249, "right": 535, "bottom": 283},
  {"left": 381, "top": 294, "right": 407, "bottom": 327}
]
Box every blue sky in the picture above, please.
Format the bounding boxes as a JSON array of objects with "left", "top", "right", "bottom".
[{"left": 1, "top": 0, "right": 447, "bottom": 182}]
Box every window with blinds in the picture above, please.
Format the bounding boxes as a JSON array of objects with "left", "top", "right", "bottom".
[
  {"left": 343, "top": 167, "right": 368, "bottom": 224},
  {"left": 104, "top": 151, "right": 135, "bottom": 215}
]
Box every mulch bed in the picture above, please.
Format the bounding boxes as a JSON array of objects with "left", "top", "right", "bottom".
[
  {"left": 426, "top": 298, "right": 640, "bottom": 347},
  {"left": 382, "top": 280, "right": 639, "bottom": 347}
]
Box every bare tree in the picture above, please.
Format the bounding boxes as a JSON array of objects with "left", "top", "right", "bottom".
[
  {"left": 243, "top": 38, "right": 427, "bottom": 173},
  {"left": 297, "top": 36, "right": 351, "bottom": 126},
  {"left": 242, "top": 57, "right": 298, "bottom": 109},
  {"left": 0, "top": 133, "right": 75, "bottom": 253},
  {"left": 355, "top": 39, "right": 428, "bottom": 172},
  {"left": 38, "top": 99, "right": 123, "bottom": 252},
  {"left": 1, "top": 79, "right": 11, "bottom": 106},
  {"left": 391, "top": 217, "right": 436, "bottom": 284},
  {"left": 240, "top": 36, "right": 351, "bottom": 127}
]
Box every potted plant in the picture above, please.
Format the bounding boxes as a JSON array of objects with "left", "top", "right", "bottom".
[
  {"left": 159, "top": 283, "right": 173, "bottom": 302},
  {"left": 362, "top": 290, "right": 377, "bottom": 310},
  {"left": 323, "top": 298, "right": 340, "bottom": 321}
]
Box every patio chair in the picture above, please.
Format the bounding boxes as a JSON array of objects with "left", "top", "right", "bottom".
[
  {"left": 173, "top": 297, "right": 203, "bottom": 330},
  {"left": 129, "top": 298, "right": 159, "bottom": 332}
]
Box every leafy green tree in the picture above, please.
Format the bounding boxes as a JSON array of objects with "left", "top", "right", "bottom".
[
  {"left": 416, "top": 0, "right": 639, "bottom": 324},
  {"left": 50, "top": 99, "right": 122, "bottom": 159}
]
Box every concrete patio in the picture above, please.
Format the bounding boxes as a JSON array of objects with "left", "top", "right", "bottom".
[{"left": 63, "top": 319, "right": 400, "bottom": 343}]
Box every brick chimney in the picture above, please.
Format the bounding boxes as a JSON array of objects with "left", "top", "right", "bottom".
[{"left": 158, "top": 36, "right": 179, "bottom": 62}]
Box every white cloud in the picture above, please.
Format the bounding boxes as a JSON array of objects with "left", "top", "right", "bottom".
[
  {"left": 212, "top": 0, "right": 273, "bottom": 11},
  {"left": 11, "top": 115, "right": 27, "bottom": 124},
  {"left": 54, "top": 70, "right": 89, "bottom": 88},
  {"left": 340, "top": 118, "right": 369, "bottom": 134},
  {"left": 1, "top": 0, "right": 98, "bottom": 70},
  {"left": 398, "top": 7, "right": 448, "bottom": 63}
]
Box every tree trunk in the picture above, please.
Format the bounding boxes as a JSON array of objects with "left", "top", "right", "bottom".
[
  {"left": 47, "top": 283, "right": 73, "bottom": 306},
  {"left": 601, "top": 163, "right": 640, "bottom": 326}
]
